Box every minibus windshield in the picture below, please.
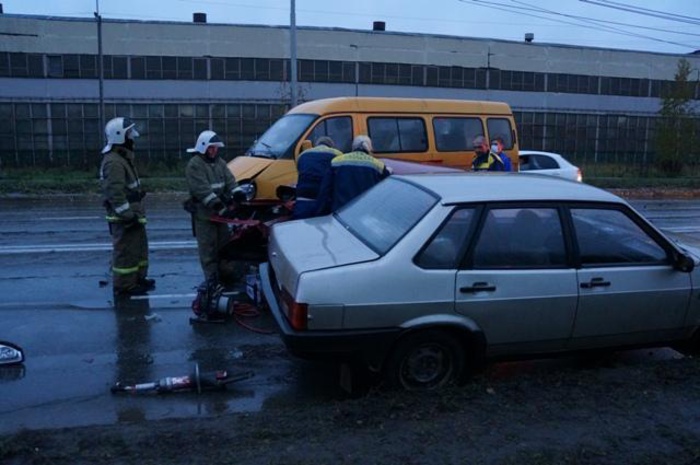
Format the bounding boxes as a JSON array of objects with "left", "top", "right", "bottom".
[{"left": 246, "top": 114, "right": 317, "bottom": 160}]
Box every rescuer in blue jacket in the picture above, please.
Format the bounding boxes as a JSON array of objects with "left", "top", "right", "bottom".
[
  {"left": 314, "top": 135, "right": 391, "bottom": 216},
  {"left": 293, "top": 136, "right": 343, "bottom": 219}
]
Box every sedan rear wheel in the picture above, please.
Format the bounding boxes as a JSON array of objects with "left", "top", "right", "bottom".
[{"left": 386, "top": 330, "right": 465, "bottom": 390}]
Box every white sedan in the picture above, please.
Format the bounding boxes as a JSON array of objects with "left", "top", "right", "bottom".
[{"left": 519, "top": 150, "right": 582, "bottom": 182}]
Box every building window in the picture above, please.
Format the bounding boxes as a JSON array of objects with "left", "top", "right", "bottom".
[
  {"left": 426, "top": 66, "right": 438, "bottom": 87},
  {"left": 162, "top": 56, "right": 177, "bottom": 79},
  {"left": 146, "top": 56, "right": 162, "bottom": 79},
  {"left": 225, "top": 58, "right": 240, "bottom": 80},
  {"left": 177, "top": 57, "right": 193, "bottom": 80},
  {"left": 78, "top": 55, "right": 96, "bottom": 78},
  {"left": 210, "top": 58, "right": 224, "bottom": 80},
  {"left": 193, "top": 58, "right": 207, "bottom": 80},
  {"left": 63, "top": 54, "right": 80, "bottom": 78},
  {"left": 359, "top": 62, "right": 371, "bottom": 83},
  {"left": 240, "top": 58, "right": 254, "bottom": 80},
  {"left": 131, "top": 57, "right": 145, "bottom": 79},
  {"left": 411, "top": 65, "right": 424, "bottom": 86},
  {"left": 0, "top": 53, "right": 9, "bottom": 77},
  {"left": 10, "top": 53, "right": 28, "bottom": 77},
  {"left": 255, "top": 58, "right": 271, "bottom": 80},
  {"left": 28, "top": 55, "right": 44, "bottom": 77},
  {"left": 47, "top": 55, "right": 63, "bottom": 78}
]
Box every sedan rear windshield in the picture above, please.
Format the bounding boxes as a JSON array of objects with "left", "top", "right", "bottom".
[{"left": 336, "top": 178, "right": 438, "bottom": 254}]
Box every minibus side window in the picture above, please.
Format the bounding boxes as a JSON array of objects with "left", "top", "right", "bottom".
[
  {"left": 367, "top": 117, "right": 428, "bottom": 153},
  {"left": 307, "top": 116, "right": 353, "bottom": 152},
  {"left": 486, "top": 118, "right": 514, "bottom": 149},
  {"left": 433, "top": 117, "right": 484, "bottom": 152}
]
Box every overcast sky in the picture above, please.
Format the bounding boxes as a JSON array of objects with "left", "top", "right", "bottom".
[{"left": 3, "top": 0, "right": 700, "bottom": 54}]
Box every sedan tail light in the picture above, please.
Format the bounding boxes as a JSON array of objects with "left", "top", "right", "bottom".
[
  {"left": 281, "top": 288, "right": 308, "bottom": 330},
  {"left": 576, "top": 168, "right": 583, "bottom": 183}
]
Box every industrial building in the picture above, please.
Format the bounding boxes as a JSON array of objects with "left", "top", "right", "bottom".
[{"left": 0, "top": 11, "right": 698, "bottom": 172}]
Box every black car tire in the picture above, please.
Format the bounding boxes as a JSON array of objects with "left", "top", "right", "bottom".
[
  {"left": 385, "top": 329, "right": 465, "bottom": 390},
  {"left": 673, "top": 330, "right": 700, "bottom": 356}
]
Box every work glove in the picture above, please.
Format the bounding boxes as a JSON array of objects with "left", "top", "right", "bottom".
[{"left": 210, "top": 198, "right": 225, "bottom": 213}]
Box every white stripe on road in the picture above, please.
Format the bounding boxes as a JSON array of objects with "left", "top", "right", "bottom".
[
  {"left": 49, "top": 216, "right": 103, "bottom": 221},
  {"left": 0, "top": 241, "right": 196, "bottom": 254},
  {"left": 0, "top": 293, "right": 199, "bottom": 308}
]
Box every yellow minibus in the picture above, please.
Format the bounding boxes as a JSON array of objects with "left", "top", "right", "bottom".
[{"left": 228, "top": 97, "right": 519, "bottom": 202}]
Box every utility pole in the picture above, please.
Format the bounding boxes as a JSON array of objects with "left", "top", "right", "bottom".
[
  {"left": 290, "top": 0, "right": 298, "bottom": 107},
  {"left": 350, "top": 44, "right": 359, "bottom": 96},
  {"left": 95, "top": 0, "right": 105, "bottom": 135}
]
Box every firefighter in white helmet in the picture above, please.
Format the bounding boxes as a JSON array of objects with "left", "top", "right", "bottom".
[
  {"left": 184, "top": 130, "right": 239, "bottom": 282},
  {"left": 99, "top": 117, "right": 155, "bottom": 296}
]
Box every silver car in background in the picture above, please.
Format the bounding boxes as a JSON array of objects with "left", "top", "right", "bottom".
[
  {"left": 261, "top": 173, "right": 699, "bottom": 389},
  {"left": 519, "top": 150, "right": 583, "bottom": 182}
]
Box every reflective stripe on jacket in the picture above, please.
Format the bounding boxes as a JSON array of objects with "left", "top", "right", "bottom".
[
  {"left": 185, "top": 154, "right": 238, "bottom": 220},
  {"left": 472, "top": 151, "right": 507, "bottom": 172},
  {"left": 296, "top": 145, "right": 343, "bottom": 199},
  {"left": 100, "top": 147, "right": 145, "bottom": 222},
  {"left": 315, "top": 151, "right": 390, "bottom": 215}
]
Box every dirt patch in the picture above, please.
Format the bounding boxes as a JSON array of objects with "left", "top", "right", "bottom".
[{"left": 2, "top": 355, "right": 699, "bottom": 465}]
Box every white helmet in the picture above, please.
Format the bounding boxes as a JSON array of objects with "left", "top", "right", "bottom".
[
  {"left": 102, "top": 117, "right": 139, "bottom": 154},
  {"left": 187, "top": 130, "right": 225, "bottom": 154}
]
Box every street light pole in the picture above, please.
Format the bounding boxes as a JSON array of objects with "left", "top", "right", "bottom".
[
  {"left": 95, "top": 0, "right": 105, "bottom": 134},
  {"left": 290, "top": 0, "right": 298, "bottom": 107},
  {"left": 350, "top": 44, "right": 359, "bottom": 97}
]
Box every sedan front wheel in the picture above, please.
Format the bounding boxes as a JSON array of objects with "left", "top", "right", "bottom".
[{"left": 385, "top": 330, "right": 465, "bottom": 390}]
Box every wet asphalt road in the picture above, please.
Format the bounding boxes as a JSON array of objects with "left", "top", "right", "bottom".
[
  {"left": 0, "top": 195, "right": 342, "bottom": 434},
  {"left": 1, "top": 195, "right": 699, "bottom": 433}
]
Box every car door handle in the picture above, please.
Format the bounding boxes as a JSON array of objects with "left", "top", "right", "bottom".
[
  {"left": 580, "top": 277, "right": 611, "bottom": 289},
  {"left": 460, "top": 282, "right": 497, "bottom": 293}
]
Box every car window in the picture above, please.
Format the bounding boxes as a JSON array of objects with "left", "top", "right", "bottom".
[
  {"left": 416, "top": 208, "right": 476, "bottom": 269},
  {"left": 368, "top": 117, "right": 428, "bottom": 153},
  {"left": 486, "top": 118, "right": 514, "bottom": 149},
  {"left": 433, "top": 117, "right": 484, "bottom": 151},
  {"left": 571, "top": 208, "right": 668, "bottom": 266},
  {"left": 532, "top": 154, "right": 559, "bottom": 170},
  {"left": 472, "top": 207, "right": 566, "bottom": 268},
  {"left": 307, "top": 116, "right": 353, "bottom": 153},
  {"left": 336, "top": 178, "right": 438, "bottom": 255}
]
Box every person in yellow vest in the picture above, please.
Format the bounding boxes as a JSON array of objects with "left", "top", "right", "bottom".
[
  {"left": 471, "top": 135, "right": 508, "bottom": 172},
  {"left": 293, "top": 136, "right": 343, "bottom": 219},
  {"left": 99, "top": 117, "right": 154, "bottom": 296}
]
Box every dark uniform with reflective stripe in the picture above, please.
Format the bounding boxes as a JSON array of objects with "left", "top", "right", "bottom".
[
  {"left": 185, "top": 153, "right": 238, "bottom": 279},
  {"left": 293, "top": 144, "right": 343, "bottom": 219},
  {"left": 315, "top": 151, "right": 390, "bottom": 216},
  {"left": 100, "top": 146, "right": 149, "bottom": 293},
  {"left": 472, "top": 151, "right": 507, "bottom": 171}
]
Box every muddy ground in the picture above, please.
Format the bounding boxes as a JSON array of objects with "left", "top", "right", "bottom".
[{"left": 2, "top": 350, "right": 699, "bottom": 465}]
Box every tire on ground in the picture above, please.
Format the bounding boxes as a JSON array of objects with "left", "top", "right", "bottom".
[{"left": 384, "top": 329, "right": 466, "bottom": 390}]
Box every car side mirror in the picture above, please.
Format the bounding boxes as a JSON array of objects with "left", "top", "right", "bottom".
[
  {"left": 674, "top": 253, "right": 695, "bottom": 273},
  {"left": 0, "top": 341, "right": 24, "bottom": 366}
]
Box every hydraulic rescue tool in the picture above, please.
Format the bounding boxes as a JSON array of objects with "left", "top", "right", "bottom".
[{"left": 111, "top": 363, "right": 253, "bottom": 394}]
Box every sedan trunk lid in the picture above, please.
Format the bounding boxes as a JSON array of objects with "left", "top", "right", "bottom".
[{"left": 267, "top": 215, "right": 379, "bottom": 295}]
